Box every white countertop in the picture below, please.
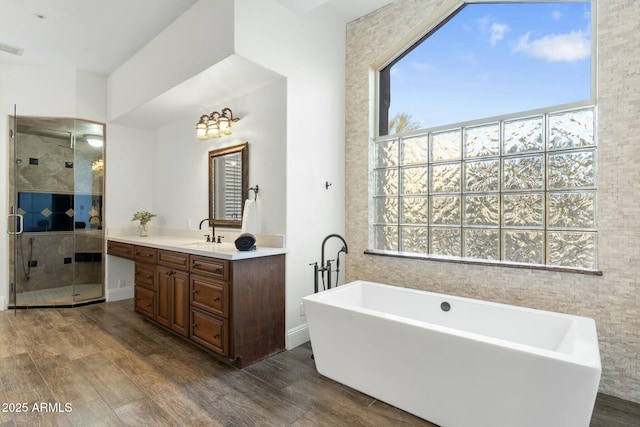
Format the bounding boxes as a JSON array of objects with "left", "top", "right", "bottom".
[{"left": 107, "top": 229, "right": 287, "bottom": 261}]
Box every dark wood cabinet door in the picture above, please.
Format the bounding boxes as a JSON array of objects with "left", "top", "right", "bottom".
[
  {"left": 107, "top": 241, "right": 134, "bottom": 259},
  {"left": 134, "top": 286, "right": 156, "bottom": 319},
  {"left": 156, "top": 266, "right": 172, "bottom": 328},
  {"left": 135, "top": 263, "right": 155, "bottom": 289},
  {"left": 190, "top": 308, "right": 228, "bottom": 356},
  {"left": 171, "top": 270, "right": 189, "bottom": 337},
  {"left": 190, "top": 274, "right": 229, "bottom": 319}
]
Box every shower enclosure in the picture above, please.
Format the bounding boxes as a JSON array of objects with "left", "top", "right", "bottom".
[{"left": 8, "top": 115, "right": 105, "bottom": 307}]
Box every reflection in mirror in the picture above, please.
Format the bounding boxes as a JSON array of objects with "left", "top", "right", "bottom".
[{"left": 209, "top": 142, "right": 248, "bottom": 228}]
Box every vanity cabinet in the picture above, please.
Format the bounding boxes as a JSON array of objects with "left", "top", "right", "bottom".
[
  {"left": 188, "top": 253, "right": 286, "bottom": 367},
  {"left": 107, "top": 239, "right": 286, "bottom": 368}
]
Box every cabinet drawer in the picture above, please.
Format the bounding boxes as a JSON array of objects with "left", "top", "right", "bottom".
[
  {"left": 135, "top": 286, "right": 156, "bottom": 319},
  {"left": 190, "top": 308, "right": 228, "bottom": 356},
  {"left": 107, "top": 241, "right": 134, "bottom": 260},
  {"left": 135, "top": 246, "right": 157, "bottom": 264},
  {"left": 158, "top": 250, "right": 189, "bottom": 271},
  {"left": 190, "top": 274, "right": 229, "bottom": 318},
  {"left": 190, "top": 255, "right": 229, "bottom": 280},
  {"left": 135, "top": 263, "right": 155, "bottom": 289}
]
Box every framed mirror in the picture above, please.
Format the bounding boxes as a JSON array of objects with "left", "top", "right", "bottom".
[{"left": 209, "top": 142, "right": 248, "bottom": 228}]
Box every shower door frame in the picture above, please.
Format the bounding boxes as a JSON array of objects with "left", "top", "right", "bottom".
[{"left": 8, "top": 109, "right": 19, "bottom": 312}]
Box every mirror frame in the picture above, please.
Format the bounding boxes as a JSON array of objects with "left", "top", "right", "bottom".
[{"left": 209, "top": 142, "right": 249, "bottom": 228}]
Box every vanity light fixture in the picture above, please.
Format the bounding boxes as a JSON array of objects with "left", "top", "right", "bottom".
[
  {"left": 196, "top": 107, "right": 240, "bottom": 140},
  {"left": 91, "top": 158, "right": 104, "bottom": 172}
]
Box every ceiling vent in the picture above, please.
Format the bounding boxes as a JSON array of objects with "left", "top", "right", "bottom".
[{"left": 0, "top": 42, "right": 24, "bottom": 56}]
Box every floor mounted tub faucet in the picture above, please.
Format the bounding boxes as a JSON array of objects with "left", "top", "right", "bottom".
[{"left": 310, "top": 234, "right": 349, "bottom": 293}]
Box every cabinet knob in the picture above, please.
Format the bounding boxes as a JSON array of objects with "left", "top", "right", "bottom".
[
  {"left": 214, "top": 297, "right": 220, "bottom": 302},
  {"left": 214, "top": 334, "right": 220, "bottom": 339},
  {"left": 192, "top": 289, "right": 199, "bottom": 294}
]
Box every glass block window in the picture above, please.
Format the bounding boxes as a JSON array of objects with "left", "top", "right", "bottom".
[{"left": 371, "top": 106, "right": 597, "bottom": 270}]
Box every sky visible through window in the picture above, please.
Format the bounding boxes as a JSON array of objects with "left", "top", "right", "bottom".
[{"left": 388, "top": 2, "right": 592, "bottom": 130}]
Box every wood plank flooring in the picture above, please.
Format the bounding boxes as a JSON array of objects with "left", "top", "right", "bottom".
[{"left": 0, "top": 299, "right": 637, "bottom": 426}]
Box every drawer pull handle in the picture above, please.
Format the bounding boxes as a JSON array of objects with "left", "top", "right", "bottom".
[
  {"left": 214, "top": 297, "right": 220, "bottom": 302},
  {"left": 146, "top": 303, "right": 153, "bottom": 307},
  {"left": 146, "top": 276, "right": 153, "bottom": 280},
  {"left": 214, "top": 334, "right": 220, "bottom": 339},
  {"left": 192, "top": 290, "right": 199, "bottom": 294},
  {"left": 214, "top": 268, "right": 223, "bottom": 275},
  {"left": 193, "top": 262, "right": 201, "bottom": 267}
]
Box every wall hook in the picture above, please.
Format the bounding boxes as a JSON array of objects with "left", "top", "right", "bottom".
[
  {"left": 249, "top": 185, "right": 259, "bottom": 200},
  {"left": 325, "top": 181, "right": 332, "bottom": 190}
]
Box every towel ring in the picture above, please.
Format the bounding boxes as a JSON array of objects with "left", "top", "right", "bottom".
[{"left": 249, "top": 185, "right": 259, "bottom": 201}]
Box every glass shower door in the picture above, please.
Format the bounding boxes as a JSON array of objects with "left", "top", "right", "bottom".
[
  {"left": 9, "top": 116, "right": 105, "bottom": 307},
  {"left": 71, "top": 119, "right": 105, "bottom": 303}
]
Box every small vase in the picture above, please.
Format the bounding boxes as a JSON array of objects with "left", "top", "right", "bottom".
[{"left": 138, "top": 222, "right": 149, "bottom": 237}]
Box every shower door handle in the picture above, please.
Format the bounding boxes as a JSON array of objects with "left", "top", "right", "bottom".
[{"left": 7, "top": 212, "right": 23, "bottom": 235}]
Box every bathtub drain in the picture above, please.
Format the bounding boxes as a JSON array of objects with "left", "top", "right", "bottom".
[{"left": 440, "top": 301, "right": 451, "bottom": 312}]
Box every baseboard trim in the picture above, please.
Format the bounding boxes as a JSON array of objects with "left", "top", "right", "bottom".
[
  {"left": 107, "top": 286, "right": 134, "bottom": 302},
  {"left": 287, "top": 322, "right": 309, "bottom": 350}
]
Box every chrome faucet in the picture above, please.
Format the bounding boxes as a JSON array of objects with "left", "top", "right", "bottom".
[
  {"left": 310, "top": 234, "right": 349, "bottom": 293},
  {"left": 199, "top": 218, "right": 215, "bottom": 242}
]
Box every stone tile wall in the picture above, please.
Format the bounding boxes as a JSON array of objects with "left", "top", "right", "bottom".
[{"left": 345, "top": 0, "right": 640, "bottom": 402}]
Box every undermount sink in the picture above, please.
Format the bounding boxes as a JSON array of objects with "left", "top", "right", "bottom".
[{"left": 181, "top": 241, "right": 238, "bottom": 251}]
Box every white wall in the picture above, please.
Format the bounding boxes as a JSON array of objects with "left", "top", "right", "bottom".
[
  {"left": 234, "top": 0, "right": 347, "bottom": 346},
  {"left": 0, "top": 64, "right": 107, "bottom": 308},
  {"left": 105, "top": 124, "right": 155, "bottom": 228},
  {"left": 152, "top": 78, "right": 286, "bottom": 235}
]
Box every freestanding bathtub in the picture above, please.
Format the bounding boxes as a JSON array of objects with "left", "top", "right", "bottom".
[{"left": 303, "top": 280, "right": 601, "bottom": 427}]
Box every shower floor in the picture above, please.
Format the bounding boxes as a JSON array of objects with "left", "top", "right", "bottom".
[{"left": 14, "top": 283, "right": 104, "bottom": 307}]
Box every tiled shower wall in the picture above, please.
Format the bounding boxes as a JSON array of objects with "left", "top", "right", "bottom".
[
  {"left": 345, "top": 0, "right": 640, "bottom": 403},
  {"left": 9, "top": 132, "right": 103, "bottom": 294}
]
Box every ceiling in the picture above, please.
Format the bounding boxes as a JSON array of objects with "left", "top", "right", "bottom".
[
  {"left": 0, "top": 0, "right": 200, "bottom": 75},
  {"left": 0, "top": 0, "right": 392, "bottom": 75},
  {"left": 0, "top": 0, "right": 393, "bottom": 129}
]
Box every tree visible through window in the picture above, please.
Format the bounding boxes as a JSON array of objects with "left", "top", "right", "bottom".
[{"left": 372, "top": 1, "right": 597, "bottom": 270}]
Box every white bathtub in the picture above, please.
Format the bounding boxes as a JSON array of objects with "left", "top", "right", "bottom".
[{"left": 303, "top": 280, "right": 601, "bottom": 427}]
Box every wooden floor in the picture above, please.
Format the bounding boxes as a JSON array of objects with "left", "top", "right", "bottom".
[{"left": 0, "top": 300, "right": 638, "bottom": 426}]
